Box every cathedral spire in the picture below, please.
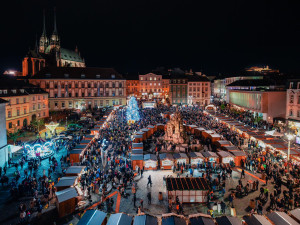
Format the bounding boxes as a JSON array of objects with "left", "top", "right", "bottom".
[
  {"left": 42, "top": 9, "right": 46, "bottom": 36},
  {"left": 53, "top": 7, "right": 58, "bottom": 35}
]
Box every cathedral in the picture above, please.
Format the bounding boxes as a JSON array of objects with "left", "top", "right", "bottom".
[{"left": 22, "top": 10, "right": 86, "bottom": 76}]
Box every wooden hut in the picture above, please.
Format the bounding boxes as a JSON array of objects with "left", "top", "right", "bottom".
[
  {"left": 70, "top": 149, "right": 85, "bottom": 163},
  {"left": 143, "top": 154, "right": 158, "bottom": 170},
  {"left": 133, "top": 214, "right": 158, "bottom": 225},
  {"left": 202, "top": 130, "right": 214, "bottom": 140},
  {"left": 147, "top": 125, "right": 156, "bottom": 134},
  {"left": 159, "top": 153, "right": 174, "bottom": 170},
  {"left": 194, "top": 127, "right": 206, "bottom": 137},
  {"left": 188, "top": 125, "right": 197, "bottom": 134},
  {"left": 189, "top": 152, "right": 205, "bottom": 168},
  {"left": 290, "top": 208, "right": 300, "bottom": 223},
  {"left": 217, "top": 151, "right": 235, "bottom": 165},
  {"left": 78, "top": 210, "right": 107, "bottom": 225},
  {"left": 156, "top": 123, "right": 165, "bottom": 131},
  {"left": 209, "top": 134, "right": 222, "bottom": 144},
  {"left": 215, "top": 140, "right": 232, "bottom": 148},
  {"left": 132, "top": 149, "right": 143, "bottom": 155},
  {"left": 223, "top": 145, "right": 240, "bottom": 152},
  {"left": 80, "top": 139, "right": 90, "bottom": 145},
  {"left": 65, "top": 166, "right": 86, "bottom": 177},
  {"left": 267, "top": 211, "right": 298, "bottom": 225},
  {"left": 201, "top": 151, "right": 219, "bottom": 164},
  {"left": 141, "top": 128, "right": 151, "bottom": 139},
  {"left": 136, "top": 131, "right": 147, "bottom": 141},
  {"left": 173, "top": 153, "right": 189, "bottom": 166},
  {"left": 84, "top": 135, "right": 94, "bottom": 140},
  {"left": 132, "top": 142, "right": 143, "bottom": 150},
  {"left": 161, "top": 214, "right": 186, "bottom": 225},
  {"left": 90, "top": 128, "right": 99, "bottom": 136},
  {"left": 243, "top": 214, "right": 273, "bottom": 225},
  {"left": 189, "top": 213, "right": 214, "bottom": 225},
  {"left": 228, "top": 150, "right": 247, "bottom": 167},
  {"left": 55, "top": 176, "right": 77, "bottom": 191},
  {"left": 107, "top": 213, "right": 133, "bottom": 225},
  {"left": 55, "top": 187, "right": 78, "bottom": 218},
  {"left": 216, "top": 216, "right": 242, "bottom": 225},
  {"left": 133, "top": 135, "right": 143, "bottom": 143},
  {"left": 131, "top": 154, "right": 143, "bottom": 170},
  {"left": 166, "top": 177, "right": 210, "bottom": 203}
]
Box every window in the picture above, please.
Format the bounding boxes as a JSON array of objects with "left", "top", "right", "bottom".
[
  {"left": 54, "top": 94, "right": 57, "bottom": 98},
  {"left": 62, "top": 93, "right": 65, "bottom": 98},
  {"left": 290, "top": 82, "right": 294, "bottom": 89},
  {"left": 150, "top": 77, "right": 152, "bottom": 81},
  {"left": 298, "top": 82, "right": 300, "bottom": 89},
  {"left": 43, "top": 103, "right": 45, "bottom": 108},
  {"left": 88, "top": 83, "right": 91, "bottom": 88},
  {"left": 88, "top": 92, "right": 91, "bottom": 97},
  {"left": 112, "top": 83, "right": 115, "bottom": 88},
  {"left": 106, "top": 83, "right": 109, "bottom": 88},
  {"left": 9, "top": 122, "right": 12, "bottom": 129},
  {"left": 8, "top": 111, "right": 12, "bottom": 118},
  {"left": 43, "top": 96, "right": 46, "bottom": 100},
  {"left": 69, "top": 93, "right": 72, "bottom": 97},
  {"left": 75, "top": 93, "right": 78, "bottom": 97},
  {"left": 17, "top": 109, "right": 20, "bottom": 116},
  {"left": 69, "top": 101, "right": 72, "bottom": 108},
  {"left": 17, "top": 120, "right": 20, "bottom": 126},
  {"left": 33, "top": 104, "right": 36, "bottom": 110},
  {"left": 23, "top": 97, "right": 26, "bottom": 103},
  {"left": 38, "top": 113, "right": 41, "bottom": 117},
  {"left": 111, "top": 74, "right": 115, "bottom": 79},
  {"left": 62, "top": 102, "right": 65, "bottom": 108},
  {"left": 290, "top": 110, "right": 293, "bottom": 116},
  {"left": 3, "top": 90, "right": 7, "bottom": 94},
  {"left": 119, "top": 90, "right": 122, "bottom": 96},
  {"left": 43, "top": 112, "right": 45, "bottom": 116},
  {"left": 298, "top": 95, "right": 300, "bottom": 104},
  {"left": 82, "top": 93, "right": 85, "bottom": 97},
  {"left": 68, "top": 84, "right": 71, "bottom": 88},
  {"left": 55, "top": 84, "right": 58, "bottom": 89},
  {"left": 94, "top": 83, "right": 97, "bottom": 88},
  {"left": 119, "top": 83, "right": 122, "bottom": 88},
  {"left": 100, "top": 100, "right": 103, "bottom": 106},
  {"left": 75, "top": 83, "right": 78, "bottom": 88},
  {"left": 120, "top": 99, "right": 122, "bottom": 105},
  {"left": 24, "top": 108, "right": 27, "bottom": 114},
  {"left": 112, "top": 92, "right": 115, "bottom": 97},
  {"left": 54, "top": 102, "right": 58, "bottom": 107},
  {"left": 38, "top": 104, "right": 41, "bottom": 109},
  {"left": 46, "top": 83, "right": 49, "bottom": 89},
  {"left": 61, "top": 84, "right": 65, "bottom": 88},
  {"left": 106, "top": 100, "right": 109, "bottom": 106},
  {"left": 290, "top": 94, "right": 294, "bottom": 104},
  {"left": 16, "top": 98, "right": 19, "bottom": 104},
  {"left": 298, "top": 110, "right": 300, "bottom": 118}
]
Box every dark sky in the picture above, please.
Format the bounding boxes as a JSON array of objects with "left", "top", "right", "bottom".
[{"left": 1, "top": 0, "right": 300, "bottom": 75}]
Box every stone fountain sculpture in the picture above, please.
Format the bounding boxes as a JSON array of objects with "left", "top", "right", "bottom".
[{"left": 164, "top": 111, "right": 187, "bottom": 144}]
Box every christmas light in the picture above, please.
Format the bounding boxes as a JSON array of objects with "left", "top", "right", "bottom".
[{"left": 126, "top": 97, "right": 140, "bottom": 123}]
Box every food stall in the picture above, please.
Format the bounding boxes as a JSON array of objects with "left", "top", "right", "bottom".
[
  {"left": 223, "top": 145, "right": 240, "bottom": 152},
  {"left": 228, "top": 151, "right": 247, "bottom": 167},
  {"left": 217, "top": 151, "right": 235, "bottom": 165},
  {"left": 290, "top": 208, "right": 300, "bottom": 223},
  {"left": 132, "top": 149, "right": 143, "bottom": 155},
  {"left": 147, "top": 125, "right": 156, "bottom": 135},
  {"left": 166, "top": 177, "right": 210, "bottom": 203},
  {"left": 209, "top": 134, "right": 222, "bottom": 144},
  {"left": 201, "top": 151, "right": 219, "bottom": 165},
  {"left": 143, "top": 154, "right": 158, "bottom": 170},
  {"left": 55, "top": 187, "right": 79, "bottom": 218},
  {"left": 194, "top": 127, "right": 206, "bottom": 137},
  {"left": 188, "top": 125, "right": 197, "bottom": 134},
  {"left": 189, "top": 213, "right": 215, "bottom": 225},
  {"left": 55, "top": 176, "right": 78, "bottom": 191},
  {"left": 107, "top": 213, "right": 133, "bottom": 225},
  {"left": 159, "top": 153, "right": 174, "bottom": 170},
  {"left": 132, "top": 142, "right": 143, "bottom": 150},
  {"left": 65, "top": 166, "right": 86, "bottom": 177},
  {"left": 133, "top": 214, "right": 158, "bottom": 225},
  {"left": 80, "top": 139, "right": 91, "bottom": 145},
  {"left": 173, "top": 153, "right": 189, "bottom": 166},
  {"left": 133, "top": 134, "right": 143, "bottom": 143},
  {"left": 131, "top": 154, "right": 143, "bottom": 170},
  {"left": 189, "top": 152, "right": 205, "bottom": 168},
  {"left": 78, "top": 210, "right": 107, "bottom": 225},
  {"left": 70, "top": 149, "right": 85, "bottom": 164},
  {"left": 201, "top": 130, "right": 215, "bottom": 140},
  {"left": 136, "top": 131, "right": 147, "bottom": 141}
]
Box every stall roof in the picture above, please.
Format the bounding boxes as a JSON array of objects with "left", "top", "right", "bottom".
[
  {"left": 144, "top": 154, "right": 157, "bottom": 161},
  {"left": 215, "top": 216, "right": 242, "bottom": 225},
  {"left": 147, "top": 125, "right": 155, "bottom": 128},
  {"left": 201, "top": 151, "right": 218, "bottom": 158},
  {"left": 190, "top": 216, "right": 215, "bottom": 225},
  {"left": 74, "top": 144, "right": 87, "bottom": 149},
  {"left": 223, "top": 146, "right": 240, "bottom": 151},
  {"left": 290, "top": 208, "right": 300, "bottom": 223},
  {"left": 107, "top": 213, "right": 133, "bottom": 225},
  {"left": 136, "top": 132, "right": 144, "bottom": 135},
  {"left": 70, "top": 149, "right": 84, "bottom": 155},
  {"left": 141, "top": 128, "right": 150, "bottom": 132},
  {"left": 216, "top": 140, "right": 232, "bottom": 145},
  {"left": 166, "top": 177, "right": 210, "bottom": 191},
  {"left": 134, "top": 135, "right": 143, "bottom": 138},
  {"left": 84, "top": 135, "right": 94, "bottom": 139},
  {"left": 161, "top": 216, "right": 186, "bottom": 225},
  {"left": 160, "top": 153, "right": 174, "bottom": 160},
  {"left": 78, "top": 210, "right": 107, "bottom": 225},
  {"left": 132, "top": 149, "right": 143, "bottom": 154},
  {"left": 132, "top": 143, "right": 143, "bottom": 148},
  {"left": 56, "top": 187, "right": 78, "bottom": 203},
  {"left": 65, "top": 166, "right": 85, "bottom": 175},
  {"left": 217, "top": 151, "right": 233, "bottom": 158},
  {"left": 133, "top": 214, "right": 158, "bottom": 225},
  {"left": 196, "top": 127, "right": 206, "bottom": 131},
  {"left": 80, "top": 140, "right": 90, "bottom": 144},
  {"left": 243, "top": 214, "right": 273, "bottom": 225},
  {"left": 55, "top": 176, "right": 77, "bottom": 187},
  {"left": 267, "top": 211, "right": 299, "bottom": 225},
  {"left": 189, "top": 125, "right": 197, "bottom": 128},
  {"left": 173, "top": 153, "right": 188, "bottom": 159},
  {"left": 210, "top": 134, "right": 221, "bottom": 138},
  {"left": 189, "top": 152, "right": 204, "bottom": 158},
  {"left": 229, "top": 151, "right": 247, "bottom": 157},
  {"left": 131, "top": 154, "right": 144, "bottom": 160}
]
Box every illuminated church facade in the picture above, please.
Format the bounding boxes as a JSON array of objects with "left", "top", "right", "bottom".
[{"left": 22, "top": 10, "right": 85, "bottom": 77}]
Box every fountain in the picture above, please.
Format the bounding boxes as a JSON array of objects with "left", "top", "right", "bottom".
[{"left": 164, "top": 111, "right": 187, "bottom": 144}]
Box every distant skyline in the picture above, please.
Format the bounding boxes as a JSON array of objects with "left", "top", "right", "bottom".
[{"left": 1, "top": 0, "right": 300, "bottom": 75}]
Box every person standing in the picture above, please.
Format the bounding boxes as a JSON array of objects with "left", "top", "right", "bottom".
[
  {"left": 147, "top": 192, "right": 151, "bottom": 204},
  {"left": 147, "top": 175, "right": 152, "bottom": 187}
]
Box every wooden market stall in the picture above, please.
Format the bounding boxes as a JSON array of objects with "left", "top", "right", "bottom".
[
  {"left": 133, "top": 135, "right": 143, "bottom": 143},
  {"left": 78, "top": 210, "right": 107, "bottom": 225},
  {"left": 84, "top": 134, "right": 95, "bottom": 140},
  {"left": 90, "top": 128, "right": 99, "bottom": 136},
  {"left": 132, "top": 149, "right": 143, "bottom": 155},
  {"left": 201, "top": 130, "right": 215, "bottom": 140},
  {"left": 267, "top": 211, "right": 298, "bottom": 225},
  {"left": 188, "top": 125, "right": 197, "bottom": 134},
  {"left": 147, "top": 125, "right": 156, "bottom": 135},
  {"left": 189, "top": 152, "right": 205, "bottom": 168},
  {"left": 217, "top": 151, "right": 235, "bottom": 165},
  {"left": 55, "top": 187, "right": 79, "bottom": 218},
  {"left": 132, "top": 142, "right": 143, "bottom": 150},
  {"left": 107, "top": 213, "right": 133, "bottom": 225},
  {"left": 55, "top": 176, "right": 78, "bottom": 191},
  {"left": 156, "top": 123, "right": 165, "bottom": 131},
  {"left": 215, "top": 140, "right": 232, "bottom": 148},
  {"left": 143, "top": 154, "right": 158, "bottom": 170},
  {"left": 131, "top": 154, "right": 144, "bottom": 170},
  {"left": 133, "top": 214, "right": 158, "bottom": 225},
  {"left": 70, "top": 149, "right": 85, "bottom": 164},
  {"left": 161, "top": 214, "right": 187, "bottom": 225},
  {"left": 189, "top": 213, "right": 215, "bottom": 225},
  {"left": 194, "top": 127, "right": 206, "bottom": 137},
  {"left": 243, "top": 214, "right": 273, "bottom": 225},
  {"left": 136, "top": 131, "right": 146, "bottom": 141},
  {"left": 65, "top": 166, "right": 86, "bottom": 177},
  {"left": 201, "top": 151, "right": 219, "bottom": 165},
  {"left": 215, "top": 216, "right": 242, "bottom": 225},
  {"left": 228, "top": 150, "right": 247, "bottom": 167},
  {"left": 223, "top": 145, "right": 240, "bottom": 152},
  {"left": 208, "top": 134, "right": 222, "bottom": 144},
  {"left": 159, "top": 153, "right": 174, "bottom": 170},
  {"left": 290, "top": 208, "right": 300, "bottom": 223},
  {"left": 166, "top": 177, "right": 210, "bottom": 203},
  {"left": 141, "top": 128, "right": 151, "bottom": 138},
  {"left": 80, "top": 139, "right": 91, "bottom": 145},
  {"left": 173, "top": 153, "right": 189, "bottom": 166}
]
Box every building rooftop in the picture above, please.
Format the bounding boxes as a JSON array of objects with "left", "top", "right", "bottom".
[{"left": 227, "top": 78, "right": 285, "bottom": 87}]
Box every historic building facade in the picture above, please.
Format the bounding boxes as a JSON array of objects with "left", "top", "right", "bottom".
[
  {"left": 29, "top": 67, "right": 126, "bottom": 111},
  {"left": 286, "top": 79, "right": 300, "bottom": 136},
  {"left": 0, "top": 78, "right": 49, "bottom": 132},
  {"left": 187, "top": 75, "right": 211, "bottom": 106},
  {"left": 139, "top": 73, "right": 165, "bottom": 100},
  {"left": 169, "top": 76, "right": 188, "bottom": 105},
  {"left": 125, "top": 75, "right": 140, "bottom": 98},
  {"left": 22, "top": 10, "right": 85, "bottom": 77},
  {"left": 0, "top": 98, "right": 8, "bottom": 168}
]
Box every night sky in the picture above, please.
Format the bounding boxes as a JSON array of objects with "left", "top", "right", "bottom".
[{"left": 1, "top": 0, "right": 300, "bottom": 75}]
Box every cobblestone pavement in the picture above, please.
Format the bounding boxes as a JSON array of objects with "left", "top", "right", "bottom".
[{"left": 0, "top": 146, "right": 68, "bottom": 225}]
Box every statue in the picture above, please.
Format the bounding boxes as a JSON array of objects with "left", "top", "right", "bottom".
[{"left": 164, "top": 111, "right": 187, "bottom": 144}]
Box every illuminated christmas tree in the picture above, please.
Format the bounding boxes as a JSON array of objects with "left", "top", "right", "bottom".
[{"left": 126, "top": 97, "right": 140, "bottom": 123}]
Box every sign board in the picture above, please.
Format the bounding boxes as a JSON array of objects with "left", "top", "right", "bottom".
[
  {"left": 162, "top": 159, "right": 173, "bottom": 166},
  {"left": 144, "top": 160, "right": 157, "bottom": 168},
  {"left": 176, "top": 158, "right": 187, "bottom": 164},
  {"left": 142, "top": 102, "right": 157, "bottom": 109},
  {"left": 191, "top": 158, "right": 203, "bottom": 165},
  {"left": 222, "top": 157, "right": 233, "bottom": 164}
]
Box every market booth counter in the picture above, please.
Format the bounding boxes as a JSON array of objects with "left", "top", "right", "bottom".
[
  {"left": 55, "top": 187, "right": 79, "bottom": 218},
  {"left": 107, "top": 213, "right": 133, "bottom": 225},
  {"left": 131, "top": 154, "right": 143, "bottom": 170},
  {"left": 133, "top": 135, "right": 143, "bottom": 143},
  {"left": 133, "top": 214, "right": 158, "bottom": 225},
  {"left": 173, "top": 153, "right": 189, "bottom": 166},
  {"left": 143, "top": 154, "right": 158, "bottom": 170},
  {"left": 70, "top": 149, "right": 85, "bottom": 164},
  {"left": 132, "top": 142, "right": 143, "bottom": 150},
  {"left": 201, "top": 151, "right": 219, "bottom": 165},
  {"left": 55, "top": 176, "right": 78, "bottom": 191},
  {"left": 78, "top": 210, "right": 107, "bottom": 225},
  {"left": 161, "top": 213, "right": 187, "bottom": 225},
  {"left": 243, "top": 214, "right": 273, "bottom": 225},
  {"left": 228, "top": 151, "right": 247, "bottom": 167},
  {"left": 267, "top": 211, "right": 299, "bottom": 225},
  {"left": 189, "top": 213, "right": 215, "bottom": 225},
  {"left": 217, "top": 151, "right": 235, "bottom": 165},
  {"left": 65, "top": 166, "right": 86, "bottom": 177},
  {"left": 209, "top": 134, "right": 222, "bottom": 144},
  {"left": 189, "top": 152, "right": 205, "bottom": 168},
  {"left": 166, "top": 177, "right": 210, "bottom": 203},
  {"left": 159, "top": 153, "right": 174, "bottom": 170}
]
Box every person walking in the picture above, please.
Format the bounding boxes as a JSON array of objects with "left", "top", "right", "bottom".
[
  {"left": 147, "top": 175, "right": 152, "bottom": 187},
  {"left": 147, "top": 192, "right": 151, "bottom": 204},
  {"left": 140, "top": 199, "right": 144, "bottom": 209}
]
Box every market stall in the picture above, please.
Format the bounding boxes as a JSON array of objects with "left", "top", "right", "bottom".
[
  {"left": 107, "top": 213, "right": 133, "bottom": 225},
  {"left": 209, "top": 134, "right": 222, "bottom": 144},
  {"left": 132, "top": 142, "right": 143, "bottom": 150},
  {"left": 201, "top": 130, "right": 215, "bottom": 140},
  {"left": 243, "top": 214, "right": 273, "bottom": 225},
  {"left": 267, "top": 211, "right": 298, "bottom": 225},
  {"left": 80, "top": 139, "right": 91, "bottom": 145},
  {"left": 217, "top": 151, "right": 235, "bottom": 165},
  {"left": 131, "top": 154, "right": 143, "bottom": 170},
  {"left": 161, "top": 214, "right": 187, "bottom": 225},
  {"left": 194, "top": 127, "right": 206, "bottom": 137},
  {"left": 228, "top": 150, "right": 247, "bottom": 167},
  {"left": 133, "top": 134, "right": 143, "bottom": 143},
  {"left": 141, "top": 128, "right": 151, "bottom": 138},
  {"left": 147, "top": 125, "right": 156, "bottom": 135},
  {"left": 156, "top": 123, "right": 165, "bottom": 131},
  {"left": 84, "top": 135, "right": 95, "bottom": 140},
  {"left": 290, "top": 208, "right": 300, "bottom": 223},
  {"left": 159, "top": 153, "right": 174, "bottom": 170},
  {"left": 188, "top": 125, "right": 197, "bottom": 134},
  {"left": 136, "top": 131, "right": 147, "bottom": 141},
  {"left": 189, "top": 213, "right": 215, "bottom": 225},
  {"left": 166, "top": 177, "right": 210, "bottom": 203},
  {"left": 55, "top": 176, "right": 78, "bottom": 191},
  {"left": 223, "top": 146, "right": 240, "bottom": 152},
  {"left": 189, "top": 152, "right": 205, "bottom": 168},
  {"left": 132, "top": 149, "right": 143, "bottom": 155},
  {"left": 215, "top": 140, "right": 232, "bottom": 148},
  {"left": 215, "top": 216, "right": 242, "bottom": 225},
  {"left": 133, "top": 214, "right": 158, "bottom": 225},
  {"left": 65, "top": 166, "right": 86, "bottom": 177},
  {"left": 143, "top": 154, "right": 158, "bottom": 170},
  {"left": 55, "top": 187, "right": 79, "bottom": 218},
  {"left": 78, "top": 210, "right": 107, "bottom": 225},
  {"left": 201, "top": 151, "right": 219, "bottom": 165},
  {"left": 173, "top": 153, "right": 189, "bottom": 166},
  {"left": 70, "top": 149, "right": 85, "bottom": 163}
]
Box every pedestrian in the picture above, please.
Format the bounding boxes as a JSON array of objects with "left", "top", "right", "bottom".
[
  {"left": 221, "top": 201, "right": 226, "bottom": 214},
  {"left": 147, "top": 175, "right": 152, "bottom": 187},
  {"left": 241, "top": 169, "right": 245, "bottom": 179},
  {"left": 140, "top": 199, "right": 144, "bottom": 209},
  {"left": 147, "top": 192, "right": 151, "bottom": 204}
]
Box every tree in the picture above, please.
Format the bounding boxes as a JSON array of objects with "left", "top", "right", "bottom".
[
  {"left": 220, "top": 104, "right": 225, "bottom": 111},
  {"left": 126, "top": 97, "right": 140, "bottom": 123},
  {"left": 31, "top": 119, "right": 45, "bottom": 133},
  {"left": 8, "top": 130, "right": 24, "bottom": 145}
]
